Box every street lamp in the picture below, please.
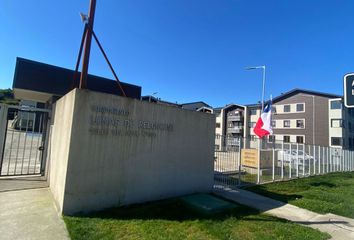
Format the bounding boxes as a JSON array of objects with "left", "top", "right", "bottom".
[
  {"left": 245, "top": 65, "right": 266, "bottom": 111},
  {"left": 245, "top": 65, "right": 266, "bottom": 184},
  {"left": 149, "top": 92, "right": 159, "bottom": 102}
]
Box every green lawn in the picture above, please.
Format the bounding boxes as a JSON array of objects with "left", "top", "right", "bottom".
[
  {"left": 64, "top": 196, "right": 329, "bottom": 240},
  {"left": 245, "top": 172, "right": 354, "bottom": 218}
]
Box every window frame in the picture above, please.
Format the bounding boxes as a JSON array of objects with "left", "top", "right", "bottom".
[
  {"left": 296, "top": 119, "right": 304, "bottom": 128},
  {"left": 330, "top": 100, "right": 342, "bottom": 110},
  {"left": 283, "top": 135, "right": 290, "bottom": 143},
  {"left": 331, "top": 119, "right": 343, "bottom": 128},
  {"left": 296, "top": 136, "right": 304, "bottom": 144},
  {"left": 296, "top": 103, "right": 304, "bottom": 112},
  {"left": 249, "top": 109, "right": 258, "bottom": 115},
  {"left": 268, "top": 135, "right": 275, "bottom": 143},
  {"left": 331, "top": 137, "right": 342, "bottom": 146},
  {"left": 283, "top": 120, "right": 290, "bottom": 128},
  {"left": 283, "top": 105, "right": 291, "bottom": 113}
]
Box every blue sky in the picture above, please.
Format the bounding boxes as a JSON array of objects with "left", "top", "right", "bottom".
[{"left": 1, "top": 0, "right": 353, "bottom": 107}]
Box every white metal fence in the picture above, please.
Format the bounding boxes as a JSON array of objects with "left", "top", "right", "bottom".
[{"left": 214, "top": 135, "right": 354, "bottom": 188}]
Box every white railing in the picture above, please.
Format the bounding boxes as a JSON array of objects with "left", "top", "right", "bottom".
[{"left": 214, "top": 136, "right": 354, "bottom": 188}]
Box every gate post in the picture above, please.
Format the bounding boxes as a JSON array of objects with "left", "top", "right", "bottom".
[{"left": 0, "top": 104, "right": 8, "bottom": 173}]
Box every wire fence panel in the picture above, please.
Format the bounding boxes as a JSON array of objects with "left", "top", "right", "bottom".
[{"left": 214, "top": 135, "right": 354, "bottom": 189}]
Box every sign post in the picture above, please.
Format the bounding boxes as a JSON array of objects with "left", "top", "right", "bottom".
[{"left": 344, "top": 73, "right": 354, "bottom": 108}]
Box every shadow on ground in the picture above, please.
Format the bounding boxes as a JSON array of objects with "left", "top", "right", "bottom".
[
  {"left": 243, "top": 185, "right": 303, "bottom": 203},
  {"left": 67, "top": 197, "right": 284, "bottom": 223},
  {"left": 0, "top": 176, "right": 48, "bottom": 192}
]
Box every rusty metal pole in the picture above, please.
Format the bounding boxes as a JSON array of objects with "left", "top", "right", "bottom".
[{"left": 79, "top": 0, "right": 97, "bottom": 89}]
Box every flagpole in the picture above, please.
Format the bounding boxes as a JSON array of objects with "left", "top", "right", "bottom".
[{"left": 259, "top": 66, "right": 266, "bottom": 184}]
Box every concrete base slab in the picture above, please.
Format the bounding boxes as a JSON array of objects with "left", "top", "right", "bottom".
[
  {"left": 180, "top": 193, "right": 238, "bottom": 214},
  {"left": 0, "top": 188, "right": 69, "bottom": 240},
  {"left": 0, "top": 175, "right": 48, "bottom": 192},
  {"left": 214, "top": 186, "right": 354, "bottom": 240}
]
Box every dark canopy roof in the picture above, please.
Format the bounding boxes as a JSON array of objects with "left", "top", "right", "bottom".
[
  {"left": 181, "top": 101, "right": 212, "bottom": 111},
  {"left": 13, "top": 57, "right": 141, "bottom": 101}
]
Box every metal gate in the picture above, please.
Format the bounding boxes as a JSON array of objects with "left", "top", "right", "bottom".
[
  {"left": 214, "top": 135, "right": 242, "bottom": 189},
  {"left": 0, "top": 104, "right": 50, "bottom": 176}
]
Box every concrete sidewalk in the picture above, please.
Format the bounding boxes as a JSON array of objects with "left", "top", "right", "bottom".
[
  {"left": 214, "top": 186, "right": 354, "bottom": 240},
  {"left": 0, "top": 187, "right": 69, "bottom": 240}
]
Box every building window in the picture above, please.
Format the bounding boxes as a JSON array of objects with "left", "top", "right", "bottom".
[
  {"left": 349, "top": 122, "right": 352, "bottom": 131},
  {"left": 284, "top": 105, "right": 291, "bottom": 112},
  {"left": 331, "top": 100, "right": 342, "bottom": 110},
  {"left": 283, "top": 120, "right": 290, "bottom": 128},
  {"left": 296, "top": 136, "right": 304, "bottom": 144},
  {"left": 271, "top": 106, "right": 277, "bottom": 114},
  {"left": 271, "top": 120, "right": 276, "bottom": 127},
  {"left": 215, "top": 145, "right": 220, "bottom": 150},
  {"left": 331, "top": 119, "right": 343, "bottom": 128},
  {"left": 296, "top": 103, "right": 304, "bottom": 112},
  {"left": 283, "top": 136, "right": 290, "bottom": 143},
  {"left": 296, "top": 120, "right": 304, "bottom": 128},
  {"left": 249, "top": 122, "right": 256, "bottom": 128},
  {"left": 268, "top": 135, "right": 275, "bottom": 143},
  {"left": 350, "top": 138, "right": 353, "bottom": 149},
  {"left": 250, "top": 109, "right": 257, "bottom": 115},
  {"left": 216, "top": 123, "right": 220, "bottom": 128},
  {"left": 331, "top": 137, "right": 342, "bottom": 146}
]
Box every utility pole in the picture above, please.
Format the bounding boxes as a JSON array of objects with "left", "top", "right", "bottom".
[{"left": 79, "top": 0, "right": 97, "bottom": 89}]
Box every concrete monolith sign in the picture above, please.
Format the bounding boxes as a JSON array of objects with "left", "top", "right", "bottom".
[{"left": 49, "top": 89, "right": 215, "bottom": 215}]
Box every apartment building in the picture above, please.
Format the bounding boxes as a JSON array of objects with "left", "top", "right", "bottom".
[
  {"left": 214, "top": 104, "right": 246, "bottom": 150},
  {"left": 245, "top": 89, "right": 348, "bottom": 147},
  {"left": 328, "top": 98, "right": 354, "bottom": 149},
  {"left": 215, "top": 89, "right": 353, "bottom": 150}
]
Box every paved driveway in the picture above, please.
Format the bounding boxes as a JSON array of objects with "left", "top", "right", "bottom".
[{"left": 0, "top": 177, "right": 69, "bottom": 240}]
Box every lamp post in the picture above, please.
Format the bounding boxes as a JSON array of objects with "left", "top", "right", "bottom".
[
  {"left": 245, "top": 65, "right": 266, "bottom": 110},
  {"left": 149, "top": 92, "right": 158, "bottom": 102},
  {"left": 245, "top": 65, "right": 266, "bottom": 184}
]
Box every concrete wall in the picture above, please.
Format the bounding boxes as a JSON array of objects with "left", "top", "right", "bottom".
[
  {"left": 50, "top": 89, "right": 215, "bottom": 215},
  {"left": 50, "top": 90, "right": 76, "bottom": 212}
]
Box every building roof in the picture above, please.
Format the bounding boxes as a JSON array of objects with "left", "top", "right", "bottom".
[
  {"left": 245, "top": 88, "right": 342, "bottom": 108},
  {"left": 141, "top": 95, "right": 180, "bottom": 107},
  {"left": 181, "top": 101, "right": 212, "bottom": 111},
  {"left": 272, "top": 88, "right": 342, "bottom": 103},
  {"left": 13, "top": 57, "right": 141, "bottom": 103}
]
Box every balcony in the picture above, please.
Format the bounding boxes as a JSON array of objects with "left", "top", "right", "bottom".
[
  {"left": 227, "top": 126, "right": 243, "bottom": 134},
  {"left": 227, "top": 115, "right": 243, "bottom": 121}
]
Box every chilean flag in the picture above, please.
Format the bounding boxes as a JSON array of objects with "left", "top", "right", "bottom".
[{"left": 253, "top": 102, "right": 273, "bottom": 138}]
